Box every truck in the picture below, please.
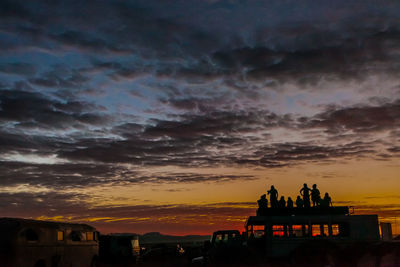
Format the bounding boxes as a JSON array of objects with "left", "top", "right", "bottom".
[
  {"left": 0, "top": 217, "right": 99, "bottom": 267},
  {"left": 193, "top": 206, "right": 400, "bottom": 266}
]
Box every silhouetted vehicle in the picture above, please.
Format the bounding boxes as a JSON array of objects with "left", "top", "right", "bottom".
[
  {"left": 245, "top": 206, "right": 380, "bottom": 257},
  {"left": 0, "top": 217, "right": 99, "bottom": 267},
  {"left": 99, "top": 234, "right": 140, "bottom": 263},
  {"left": 192, "top": 230, "right": 245, "bottom": 264}
]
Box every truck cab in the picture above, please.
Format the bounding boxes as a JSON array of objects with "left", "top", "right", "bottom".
[{"left": 192, "top": 230, "right": 245, "bottom": 264}]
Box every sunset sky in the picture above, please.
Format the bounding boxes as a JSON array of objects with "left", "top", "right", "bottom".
[{"left": 0, "top": 0, "right": 399, "bottom": 235}]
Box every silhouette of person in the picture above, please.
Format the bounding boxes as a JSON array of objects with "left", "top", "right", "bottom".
[
  {"left": 311, "top": 184, "right": 321, "bottom": 207},
  {"left": 267, "top": 185, "right": 279, "bottom": 208},
  {"left": 278, "top": 196, "right": 286, "bottom": 208},
  {"left": 300, "top": 183, "right": 311, "bottom": 208},
  {"left": 296, "top": 196, "right": 304, "bottom": 208},
  {"left": 287, "top": 197, "right": 294, "bottom": 208},
  {"left": 257, "top": 194, "right": 268, "bottom": 215},
  {"left": 321, "top": 193, "right": 332, "bottom": 207}
]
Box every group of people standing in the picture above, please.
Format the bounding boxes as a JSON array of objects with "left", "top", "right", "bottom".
[{"left": 257, "top": 184, "right": 333, "bottom": 210}]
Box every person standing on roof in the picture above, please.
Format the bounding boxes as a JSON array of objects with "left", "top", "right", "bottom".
[
  {"left": 311, "top": 184, "right": 321, "bottom": 207},
  {"left": 300, "top": 183, "right": 311, "bottom": 208},
  {"left": 278, "top": 196, "right": 286, "bottom": 208},
  {"left": 295, "top": 196, "right": 304, "bottom": 208},
  {"left": 321, "top": 193, "right": 333, "bottom": 207},
  {"left": 257, "top": 194, "right": 268, "bottom": 215},
  {"left": 267, "top": 185, "right": 279, "bottom": 208},
  {"left": 287, "top": 197, "right": 294, "bottom": 208}
]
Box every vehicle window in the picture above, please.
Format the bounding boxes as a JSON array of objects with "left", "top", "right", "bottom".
[
  {"left": 322, "top": 224, "right": 329, "bottom": 237},
  {"left": 25, "top": 228, "right": 39, "bottom": 241},
  {"left": 57, "top": 231, "right": 64, "bottom": 241},
  {"left": 291, "top": 225, "right": 304, "bottom": 237},
  {"left": 223, "top": 233, "right": 229, "bottom": 242},
  {"left": 253, "top": 225, "right": 265, "bottom": 238},
  {"left": 332, "top": 224, "right": 340, "bottom": 236},
  {"left": 272, "top": 225, "right": 285, "bottom": 237},
  {"left": 70, "top": 231, "right": 82, "bottom": 241},
  {"left": 86, "top": 232, "right": 94, "bottom": 241},
  {"left": 312, "top": 224, "right": 321, "bottom": 237},
  {"left": 215, "top": 234, "right": 223, "bottom": 243}
]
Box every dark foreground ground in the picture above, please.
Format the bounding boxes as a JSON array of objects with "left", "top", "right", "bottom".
[{"left": 96, "top": 241, "right": 400, "bottom": 267}]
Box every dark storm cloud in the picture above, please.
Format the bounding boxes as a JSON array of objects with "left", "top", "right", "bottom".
[
  {"left": 29, "top": 65, "right": 90, "bottom": 89},
  {"left": 0, "top": 0, "right": 399, "bottom": 190},
  {"left": 0, "top": 160, "right": 256, "bottom": 189},
  {"left": 0, "top": 89, "right": 109, "bottom": 130},
  {"left": 1, "top": 0, "right": 399, "bottom": 87},
  {"left": 57, "top": 109, "right": 291, "bottom": 166},
  {"left": 145, "top": 110, "right": 290, "bottom": 138},
  {"left": 0, "top": 191, "right": 93, "bottom": 219},
  {"left": 140, "top": 173, "right": 256, "bottom": 183},
  {"left": 387, "top": 146, "right": 400, "bottom": 153},
  {"left": 0, "top": 161, "right": 136, "bottom": 188},
  {"left": 57, "top": 110, "right": 383, "bottom": 169},
  {"left": 0, "top": 0, "right": 30, "bottom": 19},
  {"left": 0, "top": 0, "right": 219, "bottom": 57},
  {"left": 1, "top": 86, "right": 398, "bottom": 187},
  {"left": 301, "top": 100, "right": 400, "bottom": 134},
  {"left": 210, "top": 29, "right": 400, "bottom": 85},
  {"left": 49, "top": 30, "right": 129, "bottom": 53},
  {"left": 232, "top": 141, "right": 376, "bottom": 168},
  {"left": 0, "top": 131, "right": 71, "bottom": 155},
  {"left": 79, "top": 27, "right": 400, "bottom": 86},
  {"left": 0, "top": 63, "right": 37, "bottom": 76},
  {"left": 86, "top": 60, "right": 149, "bottom": 81}
]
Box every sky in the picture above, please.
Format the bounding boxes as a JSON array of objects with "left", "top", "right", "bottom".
[{"left": 0, "top": 0, "right": 399, "bottom": 235}]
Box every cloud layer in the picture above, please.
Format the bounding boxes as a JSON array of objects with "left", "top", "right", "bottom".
[{"left": 1, "top": 0, "right": 399, "bottom": 234}]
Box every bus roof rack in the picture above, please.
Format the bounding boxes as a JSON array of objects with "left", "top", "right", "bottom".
[{"left": 256, "top": 206, "right": 349, "bottom": 216}]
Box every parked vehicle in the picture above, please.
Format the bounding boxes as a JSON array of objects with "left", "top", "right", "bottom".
[
  {"left": 192, "top": 230, "right": 246, "bottom": 264},
  {"left": 99, "top": 233, "right": 140, "bottom": 263},
  {"left": 193, "top": 206, "right": 391, "bottom": 265},
  {"left": 0, "top": 217, "right": 99, "bottom": 267},
  {"left": 245, "top": 206, "right": 380, "bottom": 257}
]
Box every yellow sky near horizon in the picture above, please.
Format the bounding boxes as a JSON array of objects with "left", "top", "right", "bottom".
[{"left": 26, "top": 157, "right": 397, "bottom": 235}]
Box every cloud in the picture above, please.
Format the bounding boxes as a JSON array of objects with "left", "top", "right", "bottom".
[
  {"left": 0, "top": 1, "right": 399, "bottom": 235},
  {"left": 232, "top": 141, "right": 377, "bottom": 168},
  {"left": 301, "top": 100, "right": 400, "bottom": 134},
  {"left": 0, "top": 159, "right": 257, "bottom": 189},
  {"left": 0, "top": 62, "right": 37, "bottom": 76},
  {"left": 0, "top": 89, "right": 109, "bottom": 130},
  {"left": 28, "top": 65, "right": 90, "bottom": 89},
  {"left": 2, "top": 190, "right": 399, "bottom": 235},
  {"left": 0, "top": 190, "right": 257, "bottom": 233}
]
